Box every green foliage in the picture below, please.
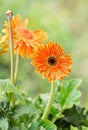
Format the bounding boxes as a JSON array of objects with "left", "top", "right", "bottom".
[
  {"left": 30, "top": 120, "right": 57, "bottom": 130},
  {"left": 82, "top": 126, "right": 88, "bottom": 130},
  {"left": 29, "top": 121, "right": 39, "bottom": 130},
  {"left": 54, "top": 79, "right": 82, "bottom": 120},
  {"left": 62, "top": 105, "right": 88, "bottom": 128},
  {"left": 54, "top": 105, "right": 88, "bottom": 130},
  {"left": 0, "top": 79, "right": 16, "bottom": 93},
  {"left": 71, "top": 126, "right": 88, "bottom": 130},
  {"left": 39, "top": 119, "right": 57, "bottom": 130},
  {"left": 55, "top": 79, "right": 81, "bottom": 108},
  {"left": 0, "top": 118, "right": 8, "bottom": 130},
  {"left": 0, "top": 79, "right": 88, "bottom": 130},
  {"left": 14, "top": 104, "right": 39, "bottom": 119}
]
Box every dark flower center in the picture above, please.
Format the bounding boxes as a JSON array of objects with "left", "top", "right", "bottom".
[{"left": 47, "top": 56, "right": 58, "bottom": 67}]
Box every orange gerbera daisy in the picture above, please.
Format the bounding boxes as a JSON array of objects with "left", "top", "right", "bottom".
[
  {"left": 2, "top": 15, "right": 47, "bottom": 58},
  {"left": 0, "top": 34, "right": 9, "bottom": 55},
  {"left": 32, "top": 41, "right": 72, "bottom": 81}
]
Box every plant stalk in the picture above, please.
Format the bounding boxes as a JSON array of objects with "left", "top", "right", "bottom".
[
  {"left": 14, "top": 53, "right": 20, "bottom": 85},
  {"left": 42, "top": 81, "right": 56, "bottom": 120},
  {"left": 6, "top": 10, "right": 15, "bottom": 108},
  {"left": 6, "top": 10, "right": 14, "bottom": 84}
]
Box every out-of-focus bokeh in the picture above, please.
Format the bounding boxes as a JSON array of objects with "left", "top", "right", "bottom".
[{"left": 0, "top": 0, "right": 88, "bottom": 108}]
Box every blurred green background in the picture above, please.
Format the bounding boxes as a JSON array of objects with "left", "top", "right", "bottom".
[{"left": 0, "top": 0, "right": 88, "bottom": 108}]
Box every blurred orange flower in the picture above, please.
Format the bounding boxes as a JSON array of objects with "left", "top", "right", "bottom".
[
  {"left": 0, "top": 35, "right": 9, "bottom": 55},
  {"left": 32, "top": 41, "right": 72, "bottom": 81},
  {"left": 2, "top": 15, "right": 47, "bottom": 58}
]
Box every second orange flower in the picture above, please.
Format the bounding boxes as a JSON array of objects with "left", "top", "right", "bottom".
[{"left": 2, "top": 15, "right": 47, "bottom": 58}]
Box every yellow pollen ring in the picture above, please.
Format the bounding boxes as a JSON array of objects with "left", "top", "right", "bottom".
[{"left": 46, "top": 56, "right": 59, "bottom": 67}]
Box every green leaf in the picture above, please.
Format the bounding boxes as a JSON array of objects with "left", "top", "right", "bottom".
[
  {"left": 0, "top": 79, "right": 16, "bottom": 93},
  {"left": 62, "top": 105, "right": 88, "bottom": 128},
  {"left": 34, "top": 94, "right": 49, "bottom": 108},
  {"left": 54, "top": 105, "right": 88, "bottom": 129},
  {"left": 30, "top": 121, "right": 39, "bottom": 130},
  {"left": 9, "top": 123, "right": 29, "bottom": 130},
  {"left": 39, "top": 119, "right": 57, "bottom": 130},
  {"left": 14, "top": 104, "right": 40, "bottom": 119},
  {"left": 50, "top": 104, "right": 58, "bottom": 116},
  {"left": 55, "top": 79, "right": 81, "bottom": 109},
  {"left": 71, "top": 125, "right": 78, "bottom": 130},
  {"left": 82, "top": 126, "right": 88, "bottom": 130},
  {"left": 0, "top": 118, "right": 8, "bottom": 130},
  {"left": 0, "top": 100, "right": 12, "bottom": 119}
]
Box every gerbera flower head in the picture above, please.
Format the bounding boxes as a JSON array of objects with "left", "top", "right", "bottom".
[
  {"left": 32, "top": 41, "right": 72, "bottom": 82},
  {"left": 2, "top": 15, "right": 47, "bottom": 58},
  {"left": 0, "top": 34, "right": 9, "bottom": 55}
]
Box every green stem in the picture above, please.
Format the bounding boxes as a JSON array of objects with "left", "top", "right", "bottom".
[
  {"left": 14, "top": 53, "right": 20, "bottom": 85},
  {"left": 42, "top": 81, "right": 56, "bottom": 120},
  {"left": 52, "top": 108, "right": 64, "bottom": 122},
  {"left": 6, "top": 10, "right": 15, "bottom": 108},
  {"left": 6, "top": 10, "right": 14, "bottom": 84}
]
